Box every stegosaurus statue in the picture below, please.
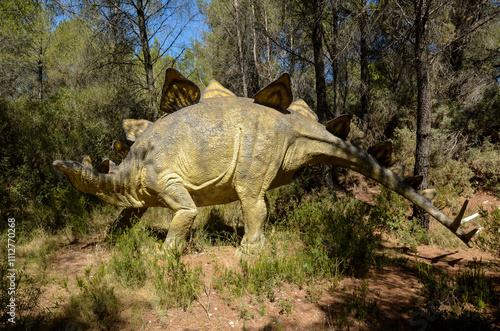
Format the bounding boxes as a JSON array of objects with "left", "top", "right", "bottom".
[{"left": 53, "top": 68, "right": 481, "bottom": 253}]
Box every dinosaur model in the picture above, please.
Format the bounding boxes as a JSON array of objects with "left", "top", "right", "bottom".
[{"left": 53, "top": 68, "right": 481, "bottom": 252}]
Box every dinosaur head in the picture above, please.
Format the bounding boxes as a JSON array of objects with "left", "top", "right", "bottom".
[{"left": 53, "top": 159, "right": 100, "bottom": 195}]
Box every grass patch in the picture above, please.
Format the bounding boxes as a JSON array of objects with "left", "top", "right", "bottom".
[
  {"left": 110, "top": 224, "right": 156, "bottom": 288},
  {"left": 65, "top": 264, "right": 121, "bottom": 330},
  {"left": 412, "top": 259, "right": 498, "bottom": 329},
  {"left": 152, "top": 249, "right": 202, "bottom": 311}
]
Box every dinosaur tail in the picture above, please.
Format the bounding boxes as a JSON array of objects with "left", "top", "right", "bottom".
[{"left": 326, "top": 138, "right": 481, "bottom": 247}]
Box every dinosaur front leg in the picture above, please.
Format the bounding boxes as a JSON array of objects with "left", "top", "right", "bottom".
[
  {"left": 112, "top": 207, "right": 148, "bottom": 229},
  {"left": 239, "top": 197, "right": 267, "bottom": 252},
  {"left": 108, "top": 207, "right": 148, "bottom": 238},
  {"left": 158, "top": 182, "right": 198, "bottom": 252}
]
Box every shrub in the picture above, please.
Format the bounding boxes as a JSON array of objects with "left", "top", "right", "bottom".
[
  {"left": 417, "top": 260, "right": 496, "bottom": 310},
  {"left": 210, "top": 189, "right": 385, "bottom": 304},
  {"left": 110, "top": 224, "right": 156, "bottom": 288},
  {"left": 152, "top": 249, "right": 202, "bottom": 311},
  {"left": 413, "top": 260, "right": 497, "bottom": 330},
  {"left": 0, "top": 85, "right": 140, "bottom": 235},
  {"left": 372, "top": 187, "right": 431, "bottom": 248},
  {"left": 344, "top": 280, "right": 379, "bottom": 322},
  {"left": 372, "top": 186, "right": 410, "bottom": 229},
  {"left": 429, "top": 158, "right": 474, "bottom": 197},
  {"left": 0, "top": 263, "right": 44, "bottom": 329},
  {"left": 477, "top": 208, "right": 500, "bottom": 257},
  {"left": 270, "top": 190, "right": 381, "bottom": 278},
  {"left": 67, "top": 265, "right": 121, "bottom": 330},
  {"left": 391, "top": 127, "right": 474, "bottom": 186},
  {"left": 466, "top": 141, "right": 500, "bottom": 192}
]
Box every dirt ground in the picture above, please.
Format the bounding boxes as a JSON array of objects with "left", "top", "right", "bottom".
[{"left": 39, "top": 193, "right": 500, "bottom": 330}]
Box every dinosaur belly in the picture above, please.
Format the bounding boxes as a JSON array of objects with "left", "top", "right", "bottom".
[{"left": 189, "top": 184, "right": 239, "bottom": 207}]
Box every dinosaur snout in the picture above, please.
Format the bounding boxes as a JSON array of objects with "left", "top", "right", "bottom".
[
  {"left": 52, "top": 160, "right": 82, "bottom": 175},
  {"left": 52, "top": 160, "right": 64, "bottom": 171}
]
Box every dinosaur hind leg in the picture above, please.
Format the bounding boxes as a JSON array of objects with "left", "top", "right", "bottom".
[{"left": 159, "top": 182, "right": 198, "bottom": 252}]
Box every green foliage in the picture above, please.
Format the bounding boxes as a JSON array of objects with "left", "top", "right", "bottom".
[
  {"left": 214, "top": 256, "right": 286, "bottom": 301},
  {"left": 466, "top": 141, "right": 500, "bottom": 192},
  {"left": 373, "top": 186, "right": 410, "bottom": 228},
  {"left": 67, "top": 265, "right": 121, "bottom": 330},
  {"left": 451, "top": 85, "right": 500, "bottom": 146},
  {"left": 281, "top": 192, "right": 382, "bottom": 277},
  {"left": 110, "top": 225, "right": 156, "bottom": 288},
  {"left": 152, "top": 249, "right": 202, "bottom": 311},
  {"left": 373, "top": 187, "right": 431, "bottom": 248},
  {"left": 211, "top": 189, "right": 382, "bottom": 306},
  {"left": 390, "top": 127, "right": 417, "bottom": 174},
  {"left": 344, "top": 280, "right": 379, "bottom": 322},
  {"left": 417, "top": 260, "right": 496, "bottom": 310},
  {"left": 278, "top": 298, "right": 293, "bottom": 317},
  {"left": 477, "top": 208, "right": 500, "bottom": 257},
  {"left": 413, "top": 260, "right": 498, "bottom": 330},
  {"left": 0, "top": 263, "right": 44, "bottom": 329},
  {"left": 0, "top": 84, "right": 139, "bottom": 234}
]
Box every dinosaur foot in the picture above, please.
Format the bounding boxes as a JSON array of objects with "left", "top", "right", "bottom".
[
  {"left": 160, "top": 238, "right": 187, "bottom": 259},
  {"left": 236, "top": 238, "right": 266, "bottom": 258}
]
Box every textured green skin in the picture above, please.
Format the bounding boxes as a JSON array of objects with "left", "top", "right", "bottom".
[{"left": 54, "top": 96, "right": 471, "bottom": 251}]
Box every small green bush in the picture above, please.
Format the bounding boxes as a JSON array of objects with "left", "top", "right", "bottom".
[
  {"left": 478, "top": 208, "right": 500, "bottom": 257},
  {"left": 372, "top": 186, "right": 410, "bottom": 229},
  {"left": 429, "top": 158, "right": 474, "bottom": 197},
  {"left": 373, "top": 187, "right": 431, "bottom": 248},
  {"left": 68, "top": 265, "right": 121, "bottom": 330},
  {"left": 286, "top": 193, "right": 381, "bottom": 277},
  {"left": 413, "top": 260, "right": 498, "bottom": 330},
  {"left": 390, "top": 127, "right": 477, "bottom": 199},
  {"left": 110, "top": 224, "right": 156, "bottom": 288},
  {"left": 153, "top": 249, "right": 202, "bottom": 311},
  {"left": 417, "top": 260, "right": 497, "bottom": 310},
  {"left": 467, "top": 141, "right": 500, "bottom": 192},
  {"left": 344, "top": 280, "right": 379, "bottom": 322},
  {"left": 0, "top": 263, "right": 44, "bottom": 329}
]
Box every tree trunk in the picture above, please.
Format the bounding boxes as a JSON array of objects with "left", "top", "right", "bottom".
[
  {"left": 359, "top": 0, "right": 368, "bottom": 117},
  {"left": 109, "top": 0, "right": 121, "bottom": 63},
  {"left": 264, "top": 1, "right": 273, "bottom": 80},
  {"left": 312, "top": 0, "right": 328, "bottom": 121},
  {"left": 250, "top": 0, "right": 260, "bottom": 93},
  {"left": 136, "top": 0, "right": 155, "bottom": 115},
  {"left": 234, "top": 0, "right": 248, "bottom": 97},
  {"left": 37, "top": 41, "right": 43, "bottom": 101},
  {"left": 331, "top": 0, "right": 340, "bottom": 117},
  {"left": 412, "top": 0, "right": 432, "bottom": 229}
]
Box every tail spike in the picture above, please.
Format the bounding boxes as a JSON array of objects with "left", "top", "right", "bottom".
[
  {"left": 463, "top": 227, "right": 483, "bottom": 247},
  {"left": 462, "top": 213, "right": 480, "bottom": 223},
  {"left": 450, "top": 199, "right": 469, "bottom": 231}
]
